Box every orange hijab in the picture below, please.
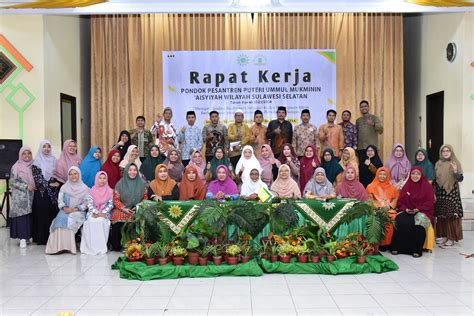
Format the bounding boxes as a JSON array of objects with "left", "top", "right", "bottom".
[
  {"left": 179, "top": 165, "right": 206, "bottom": 201},
  {"left": 366, "top": 167, "right": 399, "bottom": 205},
  {"left": 150, "top": 164, "right": 177, "bottom": 196}
]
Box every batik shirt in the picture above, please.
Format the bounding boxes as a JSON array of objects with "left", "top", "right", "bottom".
[
  {"left": 292, "top": 123, "right": 319, "bottom": 157},
  {"left": 178, "top": 124, "right": 203, "bottom": 160},
  {"left": 338, "top": 121, "right": 358, "bottom": 149}
]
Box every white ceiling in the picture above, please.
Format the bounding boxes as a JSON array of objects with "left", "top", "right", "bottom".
[{"left": 0, "top": 0, "right": 473, "bottom": 14}]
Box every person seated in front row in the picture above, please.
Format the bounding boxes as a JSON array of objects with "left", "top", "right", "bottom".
[
  {"left": 391, "top": 166, "right": 435, "bottom": 257},
  {"left": 303, "top": 167, "right": 336, "bottom": 200},
  {"left": 110, "top": 163, "right": 147, "bottom": 251},
  {"left": 336, "top": 166, "right": 368, "bottom": 201},
  {"left": 179, "top": 165, "right": 206, "bottom": 201},
  {"left": 270, "top": 164, "right": 302, "bottom": 199},
  {"left": 241, "top": 168, "right": 269, "bottom": 201},
  {"left": 148, "top": 164, "right": 180, "bottom": 201},
  {"left": 80, "top": 171, "right": 113, "bottom": 255},
  {"left": 46, "top": 167, "right": 88, "bottom": 255},
  {"left": 206, "top": 165, "right": 239, "bottom": 201},
  {"left": 205, "top": 146, "right": 235, "bottom": 182}
]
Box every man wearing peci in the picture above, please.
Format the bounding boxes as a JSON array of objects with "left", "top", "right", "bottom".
[{"left": 266, "top": 106, "right": 293, "bottom": 159}]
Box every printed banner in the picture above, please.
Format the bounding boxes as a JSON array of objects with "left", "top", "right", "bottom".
[{"left": 162, "top": 49, "right": 336, "bottom": 127}]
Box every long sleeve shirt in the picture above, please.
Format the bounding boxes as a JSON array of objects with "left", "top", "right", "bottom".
[
  {"left": 266, "top": 120, "right": 293, "bottom": 156},
  {"left": 227, "top": 122, "right": 251, "bottom": 158},
  {"left": 202, "top": 123, "right": 229, "bottom": 157},
  {"left": 129, "top": 128, "right": 154, "bottom": 157},
  {"left": 249, "top": 123, "right": 268, "bottom": 156},
  {"left": 177, "top": 124, "right": 203, "bottom": 160},
  {"left": 338, "top": 121, "right": 358, "bottom": 149},
  {"left": 356, "top": 114, "right": 383, "bottom": 149},
  {"left": 318, "top": 123, "right": 344, "bottom": 157},
  {"left": 86, "top": 195, "right": 113, "bottom": 219},
  {"left": 292, "top": 123, "right": 319, "bottom": 157}
]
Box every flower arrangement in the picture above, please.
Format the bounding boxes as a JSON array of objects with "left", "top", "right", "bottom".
[{"left": 124, "top": 239, "right": 144, "bottom": 261}]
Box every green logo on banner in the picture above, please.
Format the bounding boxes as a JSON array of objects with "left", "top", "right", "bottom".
[{"left": 237, "top": 54, "right": 249, "bottom": 66}]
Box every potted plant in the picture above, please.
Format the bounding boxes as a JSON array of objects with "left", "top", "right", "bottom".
[
  {"left": 304, "top": 239, "right": 321, "bottom": 263},
  {"left": 225, "top": 244, "right": 241, "bottom": 265},
  {"left": 198, "top": 245, "right": 214, "bottom": 266},
  {"left": 211, "top": 244, "right": 223, "bottom": 265},
  {"left": 171, "top": 245, "right": 187, "bottom": 266},
  {"left": 124, "top": 240, "right": 144, "bottom": 262},
  {"left": 155, "top": 242, "right": 170, "bottom": 265},
  {"left": 270, "top": 244, "right": 279, "bottom": 262},
  {"left": 144, "top": 242, "right": 159, "bottom": 265},
  {"left": 277, "top": 242, "right": 293, "bottom": 263},
  {"left": 260, "top": 239, "right": 270, "bottom": 260},
  {"left": 324, "top": 241, "right": 338, "bottom": 263},
  {"left": 294, "top": 244, "right": 310, "bottom": 263},
  {"left": 349, "top": 239, "right": 373, "bottom": 264},
  {"left": 240, "top": 244, "right": 252, "bottom": 263}
]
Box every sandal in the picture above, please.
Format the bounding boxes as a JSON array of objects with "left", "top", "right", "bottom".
[
  {"left": 436, "top": 237, "right": 447, "bottom": 245},
  {"left": 444, "top": 240, "right": 455, "bottom": 247}
]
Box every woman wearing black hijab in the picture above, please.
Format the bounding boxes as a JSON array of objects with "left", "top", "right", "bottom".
[
  {"left": 112, "top": 130, "right": 131, "bottom": 159},
  {"left": 359, "top": 145, "right": 383, "bottom": 187}
]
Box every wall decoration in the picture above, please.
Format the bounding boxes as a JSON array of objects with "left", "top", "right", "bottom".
[{"left": 0, "top": 34, "right": 35, "bottom": 139}]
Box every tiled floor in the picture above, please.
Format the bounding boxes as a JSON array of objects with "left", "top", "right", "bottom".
[{"left": 0, "top": 227, "right": 473, "bottom": 316}]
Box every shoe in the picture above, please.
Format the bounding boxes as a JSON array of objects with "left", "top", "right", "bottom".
[
  {"left": 436, "top": 237, "right": 447, "bottom": 245},
  {"left": 19, "top": 239, "right": 27, "bottom": 248},
  {"left": 444, "top": 240, "right": 455, "bottom": 247}
]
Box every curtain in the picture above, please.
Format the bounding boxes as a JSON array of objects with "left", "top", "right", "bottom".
[{"left": 91, "top": 13, "right": 404, "bottom": 160}]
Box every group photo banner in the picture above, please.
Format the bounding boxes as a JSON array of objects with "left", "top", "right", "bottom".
[{"left": 163, "top": 49, "right": 336, "bottom": 127}]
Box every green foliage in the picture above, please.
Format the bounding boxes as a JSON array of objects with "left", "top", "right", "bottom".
[
  {"left": 267, "top": 201, "right": 299, "bottom": 234},
  {"left": 155, "top": 242, "right": 170, "bottom": 258}
]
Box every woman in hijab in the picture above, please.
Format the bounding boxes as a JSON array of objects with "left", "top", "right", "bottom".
[
  {"left": 366, "top": 167, "right": 399, "bottom": 248},
  {"left": 163, "top": 149, "right": 185, "bottom": 183},
  {"left": 112, "top": 130, "right": 131, "bottom": 159},
  {"left": 100, "top": 149, "right": 122, "bottom": 189},
  {"left": 320, "top": 148, "right": 344, "bottom": 186},
  {"left": 257, "top": 144, "right": 280, "bottom": 187},
  {"left": 179, "top": 165, "right": 206, "bottom": 201},
  {"left": 206, "top": 165, "right": 239, "bottom": 201},
  {"left": 359, "top": 145, "right": 383, "bottom": 188},
  {"left": 32, "top": 140, "right": 60, "bottom": 245},
  {"left": 434, "top": 144, "right": 464, "bottom": 246},
  {"left": 236, "top": 145, "right": 263, "bottom": 185},
  {"left": 414, "top": 148, "right": 435, "bottom": 183},
  {"left": 339, "top": 147, "right": 359, "bottom": 176},
  {"left": 278, "top": 143, "right": 300, "bottom": 182},
  {"left": 336, "top": 166, "right": 368, "bottom": 201},
  {"left": 10, "top": 147, "right": 35, "bottom": 248},
  {"left": 205, "top": 146, "right": 235, "bottom": 182},
  {"left": 110, "top": 163, "right": 147, "bottom": 251},
  {"left": 79, "top": 146, "right": 102, "bottom": 188},
  {"left": 80, "top": 171, "right": 114, "bottom": 255},
  {"left": 385, "top": 143, "right": 411, "bottom": 190},
  {"left": 188, "top": 149, "right": 206, "bottom": 184},
  {"left": 140, "top": 145, "right": 165, "bottom": 182},
  {"left": 391, "top": 167, "right": 435, "bottom": 257},
  {"left": 119, "top": 145, "right": 141, "bottom": 170},
  {"left": 303, "top": 167, "right": 336, "bottom": 200},
  {"left": 299, "top": 145, "right": 320, "bottom": 192},
  {"left": 241, "top": 168, "right": 269, "bottom": 201},
  {"left": 270, "top": 164, "right": 302, "bottom": 199},
  {"left": 54, "top": 139, "right": 82, "bottom": 184},
  {"left": 45, "top": 166, "right": 89, "bottom": 254},
  {"left": 148, "top": 164, "right": 179, "bottom": 201}
]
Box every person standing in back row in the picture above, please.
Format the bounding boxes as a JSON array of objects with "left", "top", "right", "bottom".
[
  {"left": 266, "top": 106, "right": 293, "bottom": 158},
  {"left": 356, "top": 100, "right": 383, "bottom": 162},
  {"left": 292, "top": 109, "right": 319, "bottom": 160},
  {"left": 130, "top": 115, "right": 153, "bottom": 162},
  {"left": 319, "top": 109, "right": 344, "bottom": 159}
]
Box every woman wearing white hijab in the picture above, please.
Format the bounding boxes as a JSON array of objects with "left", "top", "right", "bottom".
[
  {"left": 235, "top": 145, "right": 262, "bottom": 185},
  {"left": 240, "top": 168, "right": 269, "bottom": 200},
  {"left": 119, "top": 145, "right": 141, "bottom": 170}
]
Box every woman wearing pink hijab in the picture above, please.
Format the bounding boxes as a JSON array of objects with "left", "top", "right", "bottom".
[
  {"left": 53, "top": 139, "right": 82, "bottom": 184},
  {"left": 80, "top": 171, "right": 114, "bottom": 255},
  {"left": 385, "top": 143, "right": 411, "bottom": 190},
  {"left": 336, "top": 166, "right": 368, "bottom": 201},
  {"left": 10, "top": 147, "right": 35, "bottom": 248}
]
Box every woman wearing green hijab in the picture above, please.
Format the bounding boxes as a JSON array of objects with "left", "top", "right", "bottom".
[
  {"left": 204, "top": 146, "right": 235, "bottom": 182},
  {"left": 139, "top": 145, "right": 165, "bottom": 182},
  {"left": 414, "top": 148, "right": 435, "bottom": 182}
]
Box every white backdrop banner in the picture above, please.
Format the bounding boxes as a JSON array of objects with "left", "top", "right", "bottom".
[{"left": 162, "top": 49, "right": 336, "bottom": 127}]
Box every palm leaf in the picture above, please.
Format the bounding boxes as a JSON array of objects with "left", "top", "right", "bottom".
[
  {"left": 228, "top": 202, "right": 268, "bottom": 237},
  {"left": 268, "top": 201, "right": 299, "bottom": 234}
]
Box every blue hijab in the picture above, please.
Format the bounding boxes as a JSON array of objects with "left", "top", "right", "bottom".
[{"left": 79, "top": 146, "right": 102, "bottom": 188}]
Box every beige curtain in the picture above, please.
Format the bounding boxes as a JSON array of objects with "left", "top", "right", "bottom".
[{"left": 91, "top": 13, "right": 404, "bottom": 160}]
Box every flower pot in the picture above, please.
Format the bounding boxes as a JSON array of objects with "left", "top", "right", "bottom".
[
  {"left": 172, "top": 256, "right": 185, "bottom": 266},
  {"left": 357, "top": 256, "right": 366, "bottom": 264},
  {"left": 198, "top": 257, "right": 209, "bottom": 266},
  {"left": 368, "top": 243, "right": 379, "bottom": 255},
  {"left": 297, "top": 255, "right": 308, "bottom": 263},
  {"left": 187, "top": 252, "right": 199, "bottom": 265},
  {"left": 318, "top": 250, "right": 327, "bottom": 257},
  {"left": 145, "top": 257, "right": 155, "bottom": 266},
  {"left": 261, "top": 254, "right": 269, "bottom": 260},
  {"left": 279, "top": 255, "right": 291, "bottom": 263},
  {"left": 166, "top": 255, "right": 172, "bottom": 263},
  {"left": 311, "top": 255, "right": 320, "bottom": 263},
  {"left": 270, "top": 255, "right": 278, "bottom": 262},
  {"left": 241, "top": 256, "right": 250, "bottom": 263},
  {"left": 227, "top": 256, "right": 238, "bottom": 265},
  {"left": 213, "top": 256, "right": 222, "bottom": 266},
  {"left": 158, "top": 258, "right": 168, "bottom": 265},
  {"left": 127, "top": 257, "right": 140, "bottom": 262},
  {"left": 326, "top": 255, "right": 336, "bottom": 263},
  {"left": 222, "top": 254, "right": 228, "bottom": 262}
]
